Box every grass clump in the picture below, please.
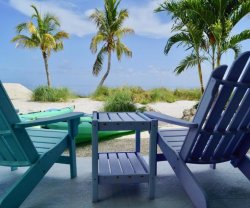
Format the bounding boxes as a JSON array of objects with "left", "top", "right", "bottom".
[
  {"left": 32, "top": 86, "right": 76, "bottom": 102},
  {"left": 103, "top": 88, "right": 137, "bottom": 112},
  {"left": 173, "top": 89, "right": 201, "bottom": 100},
  {"left": 91, "top": 86, "right": 111, "bottom": 101},
  {"left": 149, "top": 88, "right": 176, "bottom": 103},
  {"left": 92, "top": 86, "right": 201, "bottom": 104}
]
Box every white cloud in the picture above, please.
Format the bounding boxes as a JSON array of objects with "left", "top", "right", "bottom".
[
  {"left": 9, "top": 0, "right": 173, "bottom": 39},
  {"left": 125, "top": 1, "right": 173, "bottom": 38},
  {"left": 9, "top": 0, "right": 96, "bottom": 37}
]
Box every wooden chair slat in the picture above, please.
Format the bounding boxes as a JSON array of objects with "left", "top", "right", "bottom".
[
  {"left": 180, "top": 65, "right": 228, "bottom": 160},
  {"left": 203, "top": 61, "right": 250, "bottom": 160},
  {"left": 190, "top": 54, "right": 250, "bottom": 160}
]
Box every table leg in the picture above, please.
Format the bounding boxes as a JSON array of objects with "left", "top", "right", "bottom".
[
  {"left": 135, "top": 130, "right": 141, "bottom": 152},
  {"left": 149, "top": 119, "right": 158, "bottom": 199},
  {"left": 92, "top": 120, "right": 99, "bottom": 202}
]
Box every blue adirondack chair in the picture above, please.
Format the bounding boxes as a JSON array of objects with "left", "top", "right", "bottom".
[
  {"left": 145, "top": 51, "right": 250, "bottom": 208},
  {"left": 0, "top": 82, "right": 83, "bottom": 208}
]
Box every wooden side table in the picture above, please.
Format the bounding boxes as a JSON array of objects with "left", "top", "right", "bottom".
[{"left": 92, "top": 112, "right": 158, "bottom": 202}]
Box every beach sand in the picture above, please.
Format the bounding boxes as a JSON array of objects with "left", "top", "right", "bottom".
[{"left": 5, "top": 83, "right": 196, "bottom": 156}]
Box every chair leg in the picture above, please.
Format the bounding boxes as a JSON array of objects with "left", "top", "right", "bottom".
[
  {"left": 68, "top": 136, "right": 77, "bottom": 178},
  {"left": 0, "top": 153, "right": 57, "bottom": 208},
  {"left": 210, "top": 164, "right": 216, "bottom": 169},
  {"left": 158, "top": 139, "right": 208, "bottom": 208},
  {"left": 173, "top": 159, "right": 208, "bottom": 208},
  {"left": 1, "top": 139, "right": 67, "bottom": 208},
  {"left": 232, "top": 155, "right": 250, "bottom": 180},
  {"left": 11, "top": 167, "right": 17, "bottom": 171}
]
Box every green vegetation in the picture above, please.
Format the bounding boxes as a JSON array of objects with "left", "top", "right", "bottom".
[
  {"left": 156, "top": 0, "right": 250, "bottom": 93},
  {"left": 89, "top": 0, "right": 134, "bottom": 88},
  {"left": 32, "top": 86, "right": 76, "bottom": 102},
  {"left": 92, "top": 86, "right": 201, "bottom": 104},
  {"left": 12, "top": 5, "right": 69, "bottom": 87},
  {"left": 103, "top": 88, "right": 137, "bottom": 112}
]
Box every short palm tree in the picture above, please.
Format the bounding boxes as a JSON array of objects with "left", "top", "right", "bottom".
[
  {"left": 156, "top": 1, "right": 207, "bottom": 93},
  {"left": 90, "top": 0, "right": 134, "bottom": 88},
  {"left": 12, "top": 5, "right": 69, "bottom": 87},
  {"left": 181, "top": 0, "right": 250, "bottom": 68}
]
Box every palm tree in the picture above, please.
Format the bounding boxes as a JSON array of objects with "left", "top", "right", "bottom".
[
  {"left": 156, "top": 1, "right": 207, "bottom": 93},
  {"left": 12, "top": 5, "right": 69, "bottom": 87},
  {"left": 181, "top": 0, "right": 250, "bottom": 68},
  {"left": 90, "top": 0, "right": 134, "bottom": 88}
]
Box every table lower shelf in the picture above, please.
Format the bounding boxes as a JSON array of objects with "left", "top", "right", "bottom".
[{"left": 98, "top": 152, "right": 149, "bottom": 184}]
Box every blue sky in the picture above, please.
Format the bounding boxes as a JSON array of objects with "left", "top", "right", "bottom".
[{"left": 1, "top": 0, "right": 250, "bottom": 95}]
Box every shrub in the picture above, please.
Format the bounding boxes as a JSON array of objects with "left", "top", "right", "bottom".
[
  {"left": 103, "top": 89, "right": 137, "bottom": 112},
  {"left": 173, "top": 89, "right": 201, "bottom": 100},
  {"left": 91, "top": 86, "right": 200, "bottom": 104},
  {"left": 91, "top": 86, "right": 111, "bottom": 101},
  {"left": 149, "top": 88, "right": 176, "bottom": 103},
  {"left": 32, "top": 86, "right": 75, "bottom": 102}
]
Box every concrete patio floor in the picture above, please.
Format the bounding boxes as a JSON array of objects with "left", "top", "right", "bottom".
[{"left": 1, "top": 156, "right": 250, "bottom": 208}]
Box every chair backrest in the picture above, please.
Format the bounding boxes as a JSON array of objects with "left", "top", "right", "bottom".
[
  {"left": 180, "top": 51, "right": 250, "bottom": 164},
  {"left": 0, "top": 82, "right": 38, "bottom": 167}
]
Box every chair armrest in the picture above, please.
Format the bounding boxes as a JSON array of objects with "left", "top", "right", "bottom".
[
  {"left": 14, "top": 112, "right": 84, "bottom": 128},
  {"left": 144, "top": 112, "right": 198, "bottom": 128}
]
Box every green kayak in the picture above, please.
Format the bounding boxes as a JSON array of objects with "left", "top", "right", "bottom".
[
  {"left": 19, "top": 107, "right": 134, "bottom": 143},
  {"left": 19, "top": 106, "right": 74, "bottom": 121},
  {"left": 46, "top": 117, "right": 134, "bottom": 144}
]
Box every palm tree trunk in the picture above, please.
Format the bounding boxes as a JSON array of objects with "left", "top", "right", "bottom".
[
  {"left": 98, "top": 51, "right": 111, "bottom": 88},
  {"left": 216, "top": 44, "right": 221, "bottom": 67},
  {"left": 197, "top": 61, "right": 204, "bottom": 94},
  {"left": 42, "top": 52, "right": 51, "bottom": 87},
  {"left": 212, "top": 45, "right": 215, "bottom": 70}
]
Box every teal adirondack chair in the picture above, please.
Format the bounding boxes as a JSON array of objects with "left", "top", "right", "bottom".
[
  {"left": 0, "top": 82, "right": 83, "bottom": 208},
  {"left": 145, "top": 51, "right": 250, "bottom": 208}
]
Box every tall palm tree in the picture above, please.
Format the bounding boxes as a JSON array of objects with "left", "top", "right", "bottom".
[
  {"left": 12, "top": 5, "right": 69, "bottom": 87},
  {"left": 156, "top": 1, "right": 207, "bottom": 93},
  {"left": 90, "top": 0, "right": 134, "bottom": 88}
]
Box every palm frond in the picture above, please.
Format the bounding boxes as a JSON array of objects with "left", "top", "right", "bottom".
[
  {"left": 115, "top": 27, "right": 134, "bottom": 38},
  {"left": 164, "top": 32, "right": 191, "bottom": 55},
  {"left": 89, "top": 9, "right": 106, "bottom": 28},
  {"left": 229, "top": 44, "right": 241, "bottom": 58},
  {"left": 41, "top": 33, "right": 56, "bottom": 52},
  {"left": 53, "top": 41, "right": 64, "bottom": 52},
  {"left": 11, "top": 35, "right": 38, "bottom": 48},
  {"left": 16, "top": 22, "right": 28, "bottom": 33},
  {"left": 44, "top": 13, "right": 60, "bottom": 28},
  {"left": 175, "top": 54, "right": 207, "bottom": 75},
  {"left": 222, "top": 30, "right": 250, "bottom": 56},
  {"left": 27, "top": 22, "right": 37, "bottom": 34},
  {"left": 112, "top": 9, "right": 129, "bottom": 30},
  {"left": 90, "top": 33, "right": 106, "bottom": 53},
  {"left": 31, "top": 5, "right": 43, "bottom": 31},
  {"left": 230, "top": 1, "right": 250, "bottom": 27},
  {"left": 115, "top": 40, "right": 132, "bottom": 61},
  {"left": 227, "top": 30, "right": 250, "bottom": 47},
  {"left": 93, "top": 46, "right": 107, "bottom": 76},
  {"left": 53, "top": 31, "right": 69, "bottom": 40}
]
